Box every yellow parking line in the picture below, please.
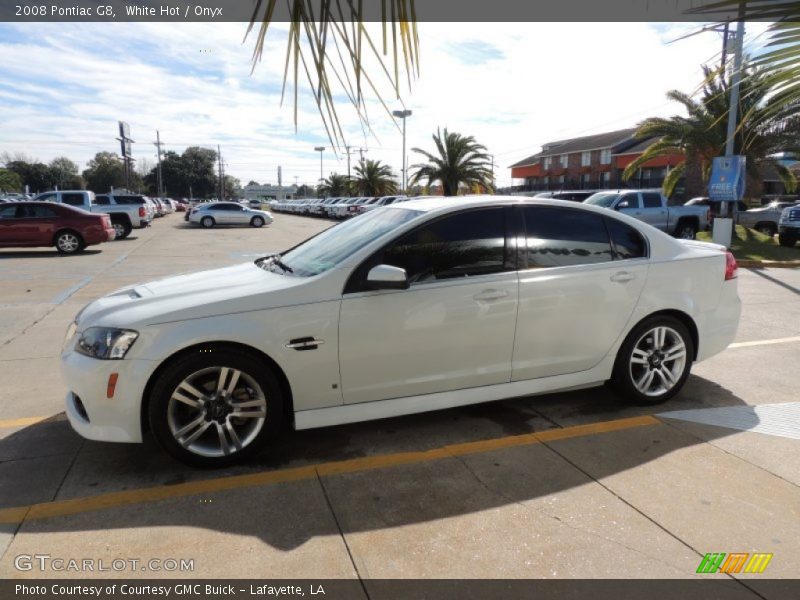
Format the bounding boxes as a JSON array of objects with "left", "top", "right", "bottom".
[
  {"left": 0, "top": 415, "right": 659, "bottom": 525},
  {"left": 0, "top": 415, "right": 64, "bottom": 429}
]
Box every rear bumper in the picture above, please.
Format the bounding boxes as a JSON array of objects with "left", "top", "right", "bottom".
[
  {"left": 696, "top": 279, "right": 741, "bottom": 362},
  {"left": 83, "top": 225, "right": 116, "bottom": 245}
]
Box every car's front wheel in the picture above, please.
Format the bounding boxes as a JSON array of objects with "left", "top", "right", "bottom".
[
  {"left": 778, "top": 233, "right": 797, "bottom": 247},
  {"left": 611, "top": 316, "right": 694, "bottom": 405},
  {"left": 250, "top": 216, "right": 265, "bottom": 228},
  {"left": 149, "top": 348, "right": 284, "bottom": 467},
  {"left": 675, "top": 220, "right": 698, "bottom": 240}
]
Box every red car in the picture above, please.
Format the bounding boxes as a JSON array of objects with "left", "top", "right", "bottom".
[{"left": 0, "top": 202, "right": 115, "bottom": 254}]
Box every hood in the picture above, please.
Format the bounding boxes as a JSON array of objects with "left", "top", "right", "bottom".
[{"left": 75, "top": 262, "right": 307, "bottom": 329}]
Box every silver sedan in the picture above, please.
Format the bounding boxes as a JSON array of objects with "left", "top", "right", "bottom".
[{"left": 189, "top": 202, "right": 274, "bottom": 228}]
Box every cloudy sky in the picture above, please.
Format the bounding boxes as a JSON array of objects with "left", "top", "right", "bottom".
[{"left": 0, "top": 21, "right": 770, "bottom": 189}]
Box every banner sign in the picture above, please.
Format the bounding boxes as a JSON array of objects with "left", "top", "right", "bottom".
[{"left": 708, "top": 155, "right": 746, "bottom": 201}]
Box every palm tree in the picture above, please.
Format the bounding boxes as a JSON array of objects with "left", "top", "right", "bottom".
[
  {"left": 353, "top": 159, "right": 398, "bottom": 196},
  {"left": 623, "top": 65, "right": 800, "bottom": 197},
  {"left": 691, "top": 2, "right": 800, "bottom": 125},
  {"left": 317, "top": 173, "right": 352, "bottom": 197},
  {"left": 409, "top": 129, "right": 494, "bottom": 196}
]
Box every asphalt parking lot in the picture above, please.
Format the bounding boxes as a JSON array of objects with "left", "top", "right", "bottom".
[{"left": 0, "top": 213, "right": 798, "bottom": 590}]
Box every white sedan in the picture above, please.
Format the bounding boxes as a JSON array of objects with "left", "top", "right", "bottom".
[
  {"left": 189, "top": 201, "right": 273, "bottom": 228},
  {"left": 61, "top": 196, "right": 740, "bottom": 467}
]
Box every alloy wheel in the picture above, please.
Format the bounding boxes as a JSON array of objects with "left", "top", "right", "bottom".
[
  {"left": 166, "top": 366, "right": 267, "bottom": 458},
  {"left": 628, "top": 326, "right": 687, "bottom": 397},
  {"left": 57, "top": 233, "right": 80, "bottom": 253}
]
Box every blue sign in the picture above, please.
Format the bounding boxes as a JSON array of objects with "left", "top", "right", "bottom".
[{"left": 708, "top": 155, "right": 746, "bottom": 201}]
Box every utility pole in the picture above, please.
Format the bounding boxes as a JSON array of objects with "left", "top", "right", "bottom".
[
  {"left": 720, "top": 8, "right": 745, "bottom": 219},
  {"left": 314, "top": 146, "right": 325, "bottom": 186},
  {"left": 720, "top": 22, "right": 730, "bottom": 75},
  {"left": 154, "top": 130, "right": 164, "bottom": 197},
  {"left": 344, "top": 145, "right": 355, "bottom": 179},
  {"left": 217, "top": 144, "right": 224, "bottom": 200}
]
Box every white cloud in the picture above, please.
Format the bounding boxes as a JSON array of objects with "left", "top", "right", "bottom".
[{"left": 0, "top": 20, "right": 772, "bottom": 188}]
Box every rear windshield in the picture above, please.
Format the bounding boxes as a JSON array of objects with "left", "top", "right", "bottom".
[{"left": 584, "top": 192, "right": 620, "bottom": 207}]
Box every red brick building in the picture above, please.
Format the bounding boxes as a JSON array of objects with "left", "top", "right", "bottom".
[{"left": 509, "top": 128, "right": 684, "bottom": 195}]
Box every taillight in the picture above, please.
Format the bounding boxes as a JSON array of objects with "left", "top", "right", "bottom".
[
  {"left": 724, "top": 251, "right": 738, "bottom": 280},
  {"left": 139, "top": 206, "right": 146, "bottom": 217}
]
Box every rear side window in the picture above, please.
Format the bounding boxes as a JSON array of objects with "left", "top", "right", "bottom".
[
  {"left": 114, "top": 196, "right": 146, "bottom": 205},
  {"left": 606, "top": 218, "right": 647, "bottom": 260},
  {"left": 522, "top": 206, "right": 613, "bottom": 268},
  {"left": 642, "top": 193, "right": 662, "bottom": 208},
  {"left": 62, "top": 193, "right": 85, "bottom": 206},
  {"left": 26, "top": 205, "right": 58, "bottom": 218},
  {"left": 378, "top": 208, "right": 510, "bottom": 284}
]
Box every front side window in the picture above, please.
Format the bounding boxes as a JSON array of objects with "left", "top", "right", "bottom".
[
  {"left": 523, "top": 206, "right": 613, "bottom": 268},
  {"left": 377, "top": 208, "right": 510, "bottom": 284},
  {"left": 642, "top": 192, "right": 662, "bottom": 208},
  {"left": 94, "top": 197, "right": 110, "bottom": 205},
  {"left": 585, "top": 192, "right": 620, "bottom": 208},
  {"left": 36, "top": 192, "right": 57, "bottom": 202}
]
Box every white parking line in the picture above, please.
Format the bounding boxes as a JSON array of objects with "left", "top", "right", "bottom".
[{"left": 728, "top": 336, "right": 800, "bottom": 349}]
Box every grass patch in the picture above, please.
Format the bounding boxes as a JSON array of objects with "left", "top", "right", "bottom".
[{"left": 697, "top": 225, "right": 800, "bottom": 262}]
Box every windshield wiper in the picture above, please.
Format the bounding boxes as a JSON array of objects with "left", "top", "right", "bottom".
[{"left": 257, "top": 254, "right": 294, "bottom": 274}]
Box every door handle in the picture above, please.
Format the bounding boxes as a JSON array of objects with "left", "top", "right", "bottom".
[
  {"left": 473, "top": 289, "right": 509, "bottom": 301},
  {"left": 610, "top": 271, "right": 636, "bottom": 283}
]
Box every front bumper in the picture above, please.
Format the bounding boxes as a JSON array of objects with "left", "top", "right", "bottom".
[{"left": 61, "top": 349, "right": 157, "bottom": 443}]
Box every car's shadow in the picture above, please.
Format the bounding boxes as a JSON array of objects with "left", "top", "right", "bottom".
[
  {"left": 0, "top": 375, "right": 751, "bottom": 551},
  {"left": 0, "top": 249, "right": 103, "bottom": 258}
]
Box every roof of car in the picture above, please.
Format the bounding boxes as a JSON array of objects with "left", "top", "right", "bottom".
[{"left": 395, "top": 195, "right": 621, "bottom": 216}]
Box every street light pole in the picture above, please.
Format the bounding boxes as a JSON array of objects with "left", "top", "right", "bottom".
[
  {"left": 392, "top": 109, "right": 412, "bottom": 191},
  {"left": 314, "top": 146, "right": 325, "bottom": 190}
]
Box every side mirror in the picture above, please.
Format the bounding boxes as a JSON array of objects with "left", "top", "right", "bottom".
[
  {"left": 366, "top": 264, "right": 409, "bottom": 290},
  {"left": 615, "top": 200, "right": 630, "bottom": 210}
]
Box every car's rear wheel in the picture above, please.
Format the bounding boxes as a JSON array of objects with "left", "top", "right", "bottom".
[
  {"left": 112, "top": 221, "right": 132, "bottom": 239},
  {"left": 54, "top": 230, "right": 85, "bottom": 254},
  {"left": 675, "top": 220, "right": 698, "bottom": 240},
  {"left": 201, "top": 216, "right": 215, "bottom": 228},
  {"left": 251, "top": 216, "right": 265, "bottom": 228},
  {"left": 149, "top": 348, "right": 284, "bottom": 468},
  {"left": 611, "top": 316, "right": 693, "bottom": 405}
]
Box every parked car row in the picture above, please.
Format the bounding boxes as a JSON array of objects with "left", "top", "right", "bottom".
[{"left": 271, "top": 196, "right": 409, "bottom": 219}]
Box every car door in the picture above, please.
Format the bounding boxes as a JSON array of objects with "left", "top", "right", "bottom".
[
  {"left": 227, "top": 204, "right": 248, "bottom": 225},
  {"left": 640, "top": 192, "right": 668, "bottom": 230},
  {"left": 615, "top": 192, "right": 641, "bottom": 219},
  {"left": 511, "top": 206, "right": 648, "bottom": 381},
  {"left": 338, "top": 207, "right": 519, "bottom": 405},
  {"left": 27, "top": 204, "right": 59, "bottom": 244},
  {"left": 0, "top": 204, "right": 20, "bottom": 245}
]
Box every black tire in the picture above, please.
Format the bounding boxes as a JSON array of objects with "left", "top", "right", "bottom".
[
  {"left": 778, "top": 234, "right": 797, "bottom": 248},
  {"left": 610, "top": 315, "right": 694, "bottom": 405},
  {"left": 54, "top": 230, "right": 85, "bottom": 254},
  {"left": 674, "top": 220, "right": 697, "bottom": 240},
  {"left": 201, "top": 216, "right": 215, "bottom": 229},
  {"left": 251, "top": 216, "right": 265, "bottom": 228},
  {"left": 112, "top": 221, "right": 132, "bottom": 239},
  {"left": 755, "top": 223, "right": 777, "bottom": 237},
  {"left": 148, "top": 348, "right": 284, "bottom": 468}
]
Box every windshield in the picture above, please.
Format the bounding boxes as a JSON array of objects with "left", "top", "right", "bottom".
[
  {"left": 584, "top": 192, "right": 621, "bottom": 207},
  {"left": 271, "top": 207, "right": 423, "bottom": 277}
]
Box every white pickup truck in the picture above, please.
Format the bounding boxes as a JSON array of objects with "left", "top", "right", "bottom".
[
  {"left": 33, "top": 190, "right": 153, "bottom": 239},
  {"left": 584, "top": 189, "right": 710, "bottom": 239}
]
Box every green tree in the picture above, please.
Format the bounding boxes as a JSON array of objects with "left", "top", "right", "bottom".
[
  {"left": 223, "top": 175, "right": 241, "bottom": 199},
  {"left": 318, "top": 173, "right": 352, "bottom": 197},
  {"left": 623, "top": 65, "right": 800, "bottom": 197},
  {"left": 0, "top": 168, "right": 23, "bottom": 192},
  {"left": 147, "top": 147, "right": 218, "bottom": 198},
  {"left": 353, "top": 159, "right": 398, "bottom": 196},
  {"left": 82, "top": 152, "right": 126, "bottom": 193},
  {"left": 5, "top": 160, "right": 55, "bottom": 193},
  {"left": 49, "top": 157, "right": 80, "bottom": 189},
  {"left": 409, "top": 128, "right": 494, "bottom": 196}
]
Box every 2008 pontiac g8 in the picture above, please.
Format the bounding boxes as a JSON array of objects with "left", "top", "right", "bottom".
[{"left": 61, "top": 197, "right": 741, "bottom": 467}]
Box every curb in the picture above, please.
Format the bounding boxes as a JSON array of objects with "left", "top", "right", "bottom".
[{"left": 737, "top": 259, "right": 800, "bottom": 269}]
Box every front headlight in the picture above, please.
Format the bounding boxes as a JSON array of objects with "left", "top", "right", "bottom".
[{"left": 75, "top": 327, "right": 139, "bottom": 360}]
